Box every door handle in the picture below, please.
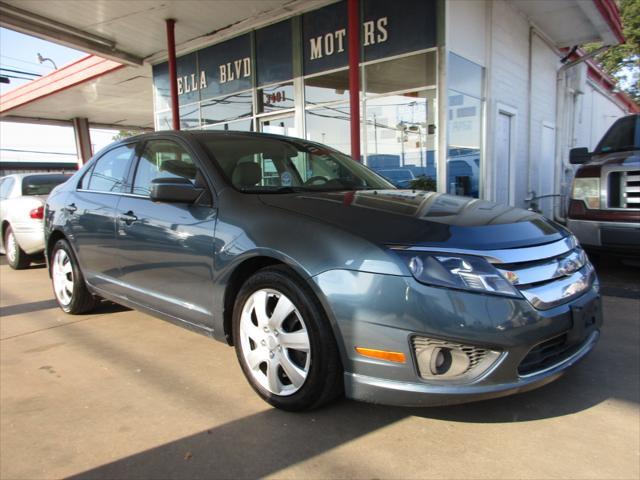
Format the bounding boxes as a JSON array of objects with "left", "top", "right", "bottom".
[
  {"left": 64, "top": 203, "right": 77, "bottom": 214},
  {"left": 119, "top": 211, "right": 138, "bottom": 225}
]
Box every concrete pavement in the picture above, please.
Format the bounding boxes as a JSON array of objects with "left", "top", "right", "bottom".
[{"left": 0, "top": 258, "right": 639, "bottom": 479}]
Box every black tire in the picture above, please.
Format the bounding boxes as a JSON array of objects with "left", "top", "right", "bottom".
[
  {"left": 4, "top": 225, "right": 31, "bottom": 269},
  {"left": 232, "top": 265, "right": 343, "bottom": 411},
  {"left": 50, "top": 239, "right": 98, "bottom": 314}
]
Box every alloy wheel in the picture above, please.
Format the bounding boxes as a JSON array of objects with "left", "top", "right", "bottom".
[
  {"left": 52, "top": 248, "right": 74, "bottom": 306},
  {"left": 239, "top": 288, "right": 311, "bottom": 396},
  {"left": 6, "top": 231, "right": 17, "bottom": 264}
]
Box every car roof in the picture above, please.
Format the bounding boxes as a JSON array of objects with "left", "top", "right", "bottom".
[
  {"left": 111, "top": 129, "right": 319, "bottom": 149},
  {"left": 1, "top": 172, "right": 72, "bottom": 180}
]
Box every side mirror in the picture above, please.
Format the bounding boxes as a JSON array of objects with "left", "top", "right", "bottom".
[
  {"left": 150, "top": 177, "right": 203, "bottom": 203},
  {"left": 569, "top": 147, "right": 591, "bottom": 165}
]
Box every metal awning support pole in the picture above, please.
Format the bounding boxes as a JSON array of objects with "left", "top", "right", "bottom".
[
  {"left": 166, "top": 18, "right": 180, "bottom": 131},
  {"left": 347, "top": 0, "right": 360, "bottom": 161},
  {"left": 72, "top": 117, "right": 92, "bottom": 167}
]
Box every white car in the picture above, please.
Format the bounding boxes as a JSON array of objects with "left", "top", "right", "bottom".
[{"left": 0, "top": 173, "right": 71, "bottom": 269}]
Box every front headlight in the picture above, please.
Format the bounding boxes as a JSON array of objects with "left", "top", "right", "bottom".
[
  {"left": 572, "top": 177, "right": 600, "bottom": 209},
  {"left": 395, "top": 251, "right": 520, "bottom": 297}
]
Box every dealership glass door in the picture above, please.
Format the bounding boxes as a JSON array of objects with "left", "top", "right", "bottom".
[{"left": 259, "top": 114, "right": 297, "bottom": 137}]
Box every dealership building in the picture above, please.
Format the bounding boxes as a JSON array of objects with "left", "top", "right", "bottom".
[{"left": 0, "top": 0, "right": 637, "bottom": 220}]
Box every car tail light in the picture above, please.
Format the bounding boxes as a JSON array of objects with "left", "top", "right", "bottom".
[{"left": 29, "top": 206, "right": 44, "bottom": 219}]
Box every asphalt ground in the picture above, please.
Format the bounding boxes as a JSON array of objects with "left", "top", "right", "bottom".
[{"left": 0, "top": 254, "right": 638, "bottom": 480}]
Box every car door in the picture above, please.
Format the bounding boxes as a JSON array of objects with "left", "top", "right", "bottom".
[
  {"left": 0, "top": 176, "right": 16, "bottom": 223},
  {"left": 114, "top": 138, "right": 217, "bottom": 327},
  {"left": 0, "top": 177, "right": 16, "bottom": 252},
  {"left": 65, "top": 143, "right": 136, "bottom": 295}
]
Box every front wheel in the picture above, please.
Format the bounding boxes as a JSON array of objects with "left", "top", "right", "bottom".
[
  {"left": 233, "top": 266, "right": 343, "bottom": 411},
  {"left": 51, "top": 239, "right": 97, "bottom": 314},
  {"left": 4, "top": 225, "right": 30, "bottom": 269}
]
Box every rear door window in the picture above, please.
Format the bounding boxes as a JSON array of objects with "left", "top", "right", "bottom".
[{"left": 85, "top": 145, "right": 135, "bottom": 193}]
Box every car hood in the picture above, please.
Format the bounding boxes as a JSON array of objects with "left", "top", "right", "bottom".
[{"left": 259, "top": 190, "right": 567, "bottom": 250}]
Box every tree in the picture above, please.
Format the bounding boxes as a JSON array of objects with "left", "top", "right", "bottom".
[
  {"left": 112, "top": 129, "right": 143, "bottom": 141},
  {"left": 408, "top": 175, "right": 437, "bottom": 191},
  {"left": 585, "top": 0, "right": 639, "bottom": 103}
]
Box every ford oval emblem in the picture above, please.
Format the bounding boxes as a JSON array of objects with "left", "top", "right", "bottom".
[{"left": 558, "top": 258, "right": 578, "bottom": 276}]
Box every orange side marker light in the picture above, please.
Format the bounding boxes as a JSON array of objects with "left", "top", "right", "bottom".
[{"left": 355, "top": 347, "right": 406, "bottom": 363}]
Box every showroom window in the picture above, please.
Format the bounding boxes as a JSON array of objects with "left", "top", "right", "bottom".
[
  {"left": 201, "top": 91, "right": 253, "bottom": 126},
  {"left": 305, "top": 104, "right": 352, "bottom": 155},
  {"left": 362, "top": 50, "right": 437, "bottom": 185},
  {"left": 446, "top": 53, "right": 484, "bottom": 198},
  {"left": 304, "top": 69, "right": 350, "bottom": 106}
]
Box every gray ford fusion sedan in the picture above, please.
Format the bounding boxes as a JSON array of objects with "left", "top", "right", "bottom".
[{"left": 45, "top": 131, "right": 602, "bottom": 411}]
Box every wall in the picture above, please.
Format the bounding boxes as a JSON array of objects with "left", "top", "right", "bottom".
[
  {"left": 574, "top": 79, "right": 627, "bottom": 150},
  {"left": 528, "top": 34, "right": 559, "bottom": 216},
  {"left": 447, "top": 0, "right": 486, "bottom": 67},
  {"left": 485, "top": 0, "right": 531, "bottom": 206}
]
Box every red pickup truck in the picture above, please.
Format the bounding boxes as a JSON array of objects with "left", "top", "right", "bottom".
[{"left": 567, "top": 113, "right": 639, "bottom": 255}]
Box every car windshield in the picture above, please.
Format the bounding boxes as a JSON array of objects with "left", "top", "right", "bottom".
[
  {"left": 594, "top": 115, "right": 639, "bottom": 154},
  {"left": 382, "top": 170, "right": 413, "bottom": 181},
  {"left": 21, "top": 174, "right": 71, "bottom": 196},
  {"left": 199, "top": 135, "right": 395, "bottom": 192}
]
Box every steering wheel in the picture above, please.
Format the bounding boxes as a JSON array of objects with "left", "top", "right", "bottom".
[{"left": 304, "top": 176, "right": 329, "bottom": 186}]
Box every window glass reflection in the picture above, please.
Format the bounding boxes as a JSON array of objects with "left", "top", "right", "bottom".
[
  {"left": 447, "top": 54, "right": 483, "bottom": 198},
  {"left": 304, "top": 69, "right": 350, "bottom": 106},
  {"left": 201, "top": 91, "right": 253, "bottom": 126},
  {"left": 305, "top": 104, "right": 351, "bottom": 155},
  {"left": 179, "top": 104, "right": 200, "bottom": 130},
  {"left": 204, "top": 118, "right": 253, "bottom": 132},
  {"left": 261, "top": 116, "right": 297, "bottom": 137},
  {"left": 155, "top": 111, "right": 172, "bottom": 131},
  {"left": 364, "top": 90, "right": 437, "bottom": 187},
  {"left": 258, "top": 83, "right": 295, "bottom": 113},
  {"left": 365, "top": 51, "right": 436, "bottom": 96}
]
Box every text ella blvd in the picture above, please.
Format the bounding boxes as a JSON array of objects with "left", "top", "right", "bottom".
[{"left": 177, "top": 57, "right": 251, "bottom": 95}]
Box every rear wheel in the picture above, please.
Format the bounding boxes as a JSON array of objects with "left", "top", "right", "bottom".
[
  {"left": 51, "top": 239, "right": 97, "bottom": 314},
  {"left": 4, "top": 225, "right": 30, "bottom": 269},
  {"left": 233, "top": 266, "right": 343, "bottom": 411}
]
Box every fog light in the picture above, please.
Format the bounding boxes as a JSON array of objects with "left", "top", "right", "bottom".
[
  {"left": 413, "top": 337, "right": 501, "bottom": 382},
  {"left": 431, "top": 348, "right": 449, "bottom": 374}
]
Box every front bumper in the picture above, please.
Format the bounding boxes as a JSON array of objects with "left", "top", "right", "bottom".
[
  {"left": 567, "top": 218, "right": 640, "bottom": 253},
  {"left": 313, "top": 269, "right": 602, "bottom": 407}
]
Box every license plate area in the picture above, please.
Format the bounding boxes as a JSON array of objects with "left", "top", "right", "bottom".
[{"left": 568, "top": 298, "right": 602, "bottom": 344}]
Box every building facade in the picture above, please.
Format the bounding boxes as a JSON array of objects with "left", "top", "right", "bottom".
[
  {"left": 150, "top": 0, "right": 636, "bottom": 218},
  {"left": 1, "top": 0, "right": 634, "bottom": 220}
]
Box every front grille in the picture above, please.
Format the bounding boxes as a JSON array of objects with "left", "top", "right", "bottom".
[
  {"left": 518, "top": 333, "right": 581, "bottom": 376},
  {"left": 494, "top": 237, "right": 594, "bottom": 310},
  {"left": 608, "top": 170, "right": 640, "bottom": 209},
  {"left": 623, "top": 170, "right": 640, "bottom": 208}
]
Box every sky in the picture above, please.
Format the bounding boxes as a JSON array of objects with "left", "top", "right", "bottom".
[{"left": 0, "top": 28, "right": 120, "bottom": 163}]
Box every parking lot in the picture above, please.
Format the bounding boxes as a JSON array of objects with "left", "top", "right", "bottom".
[{"left": 0, "top": 255, "right": 638, "bottom": 480}]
